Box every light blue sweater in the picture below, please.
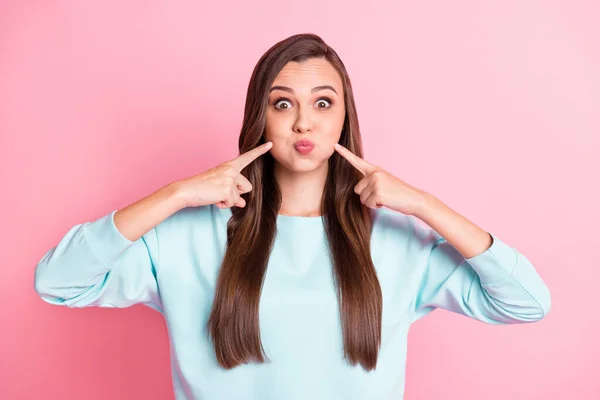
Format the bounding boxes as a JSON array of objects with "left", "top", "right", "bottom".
[{"left": 34, "top": 204, "right": 551, "bottom": 400}]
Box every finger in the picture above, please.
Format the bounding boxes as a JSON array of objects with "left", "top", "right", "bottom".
[
  {"left": 222, "top": 191, "right": 235, "bottom": 208},
  {"left": 364, "top": 191, "right": 383, "bottom": 209},
  {"left": 217, "top": 184, "right": 235, "bottom": 208},
  {"left": 229, "top": 142, "right": 273, "bottom": 171},
  {"left": 233, "top": 172, "right": 253, "bottom": 194},
  {"left": 231, "top": 188, "right": 243, "bottom": 208},
  {"left": 334, "top": 143, "right": 375, "bottom": 176},
  {"left": 360, "top": 184, "right": 376, "bottom": 205},
  {"left": 234, "top": 196, "right": 246, "bottom": 208},
  {"left": 354, "top": 176, "right": 372, "bottom": 195}
]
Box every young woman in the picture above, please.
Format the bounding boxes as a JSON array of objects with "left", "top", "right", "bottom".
[{"left": 34, "top": 33, "right": 551, "bottom": 400}]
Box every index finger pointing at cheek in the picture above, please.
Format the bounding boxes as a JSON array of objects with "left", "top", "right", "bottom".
[
  {"left": 334, "top": 143, "right": 375, "bottom": 176},
  {"left": 229, "top": 142, "right": 273, "bottom": 171}
]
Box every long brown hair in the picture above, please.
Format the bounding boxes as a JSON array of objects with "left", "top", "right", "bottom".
[{"left": 207, "top": 33, "right": 382, "bottom": 371}]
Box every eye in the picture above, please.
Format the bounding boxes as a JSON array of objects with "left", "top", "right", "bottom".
[
  {"left": 273, "top": 98, "right": 293, "bottom": 110},
  {"left": 316, "top": 97, "right": 332, "bottom": 109}
]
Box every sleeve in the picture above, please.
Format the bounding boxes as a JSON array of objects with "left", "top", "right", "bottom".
[
  {"left": 408, "top": 219, "right": 551, "bottom": 325},
  {"left": 33, "top": 210, "right": 163, "bottom": 313}
]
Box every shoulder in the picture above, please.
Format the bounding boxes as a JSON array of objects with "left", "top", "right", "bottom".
[{"left": 150, "top": 204, "right": 231, "bottom": 265}]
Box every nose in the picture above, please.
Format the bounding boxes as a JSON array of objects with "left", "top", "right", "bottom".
[{"left": 292, "top": 105, "right": 313, "bottom": 134}]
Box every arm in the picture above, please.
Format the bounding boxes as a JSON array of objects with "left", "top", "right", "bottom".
[
  {"left": 33, "top": 182, "right": 187, "bottom": 312},
  {"left": 409, "top": 193, "right": 551, "bottom": 324},
  {"left": 330, "top": 143, "right": 550, "bottom": 324},
  {"left": 415, "top": 193, "right": 495, "bottom": 260}
]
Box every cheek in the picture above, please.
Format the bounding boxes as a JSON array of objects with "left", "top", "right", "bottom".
[
  {"left": 265, "top": 116, "right": 286, "bottom": 140},
  {"left": 319, "top": 112, "right": 345, "bottom": 140}
]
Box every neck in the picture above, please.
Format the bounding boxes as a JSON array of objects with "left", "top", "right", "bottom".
[{"left": 274, "top": 161, "right": 328, "bottom": 217}]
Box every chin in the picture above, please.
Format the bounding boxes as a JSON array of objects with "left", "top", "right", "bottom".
[
  {"left": 291, "top": 163, "right": 322, "bottom": 173},
  {"left": 276, "top": 156, "right": 326, "bottom": 173}
]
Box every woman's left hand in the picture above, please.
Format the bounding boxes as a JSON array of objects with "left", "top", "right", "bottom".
[{"left": 334, "top": 143, "right": 430, "bottom": 217}]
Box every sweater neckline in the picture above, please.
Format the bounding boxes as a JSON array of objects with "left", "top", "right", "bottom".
[
  {"left": 221, "top": 206, "right": 326, "bottom": 227},
  {"left": 277, "top": 212, "right": 326, "bottom": 228}
]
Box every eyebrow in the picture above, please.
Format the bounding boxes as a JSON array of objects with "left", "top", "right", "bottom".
[{"left": 269, "top": 85, "right": 338, "bottom": 95}]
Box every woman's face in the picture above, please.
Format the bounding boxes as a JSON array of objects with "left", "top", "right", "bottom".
[{"left": 265, "top": 58, "right": 346, "bottom": 173}]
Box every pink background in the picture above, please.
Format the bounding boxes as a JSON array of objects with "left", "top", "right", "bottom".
[{"left": 1, "top": 1, "right": 598, "bottom": 399}]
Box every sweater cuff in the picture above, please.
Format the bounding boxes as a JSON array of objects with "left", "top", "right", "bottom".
[
  {"left": 465, "top": 232, "right": 518, "bottom": 285},
  {"left": 83, "top": 210, "right": 135, "bottom": 265}
]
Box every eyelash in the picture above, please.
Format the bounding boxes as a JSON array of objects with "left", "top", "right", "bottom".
[{"left": 272, "top": 97, "right": 333, "bottom": 110}]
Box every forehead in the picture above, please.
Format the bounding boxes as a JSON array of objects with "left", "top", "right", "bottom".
[{"left": 272, "top": 58, "right": 343, "bottom": 94}]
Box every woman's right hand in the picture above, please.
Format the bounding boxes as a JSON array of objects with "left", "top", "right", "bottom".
[{"left": 175, "top": 141, "right": 273, "bottom": 209}]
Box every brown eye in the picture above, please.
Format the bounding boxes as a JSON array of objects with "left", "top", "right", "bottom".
[
  {"left": 274, "top": 99, "right": 292, "bottom": 110},
  {"left": 316, "top": 98, "right": 332, "bottom": 108}
]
